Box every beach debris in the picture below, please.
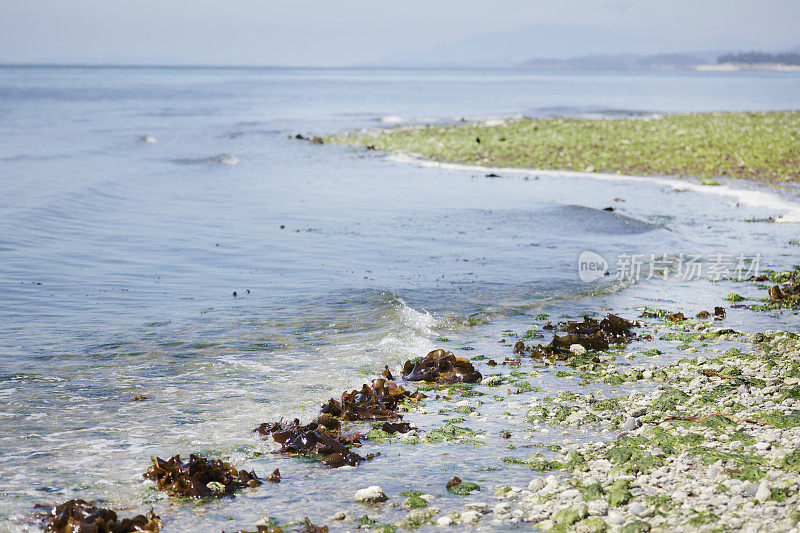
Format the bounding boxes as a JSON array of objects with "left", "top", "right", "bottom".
[
  {"left": 234, "top": 525, "right": 285, "bottom": 533},
  {"left": 303, "top": 517, "right": 329, "bottom": 532},
  {"left": 769, "top": 285, "right": 785, "bottom": 300},
  {"left": 267, "top": 468, "right": 281, "bottom": 483},
  {"left": 485, "top": 173, "right": 500, "bottom": 177},
  {"left": 45, "top": 499, "right": 160, "bottom": 532},
  {"left": 354, "top": 486, "right": 388, "bottom": 503},
  {"left": 143, "top": 454, "right": 261, "bottom": 498},
  {"left": 402, "top": 349, "right": 482, "bottom": 384},
  {"left": 140, "top": 135, "right": 157, "bottom": 143},
  {"left": 132, "top": 394, "right": 148, "bottom": 401}
]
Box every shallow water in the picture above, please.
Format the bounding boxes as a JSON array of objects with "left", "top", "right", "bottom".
[{"left": 1, "top": 66, "right": 799, "bottom": 530}]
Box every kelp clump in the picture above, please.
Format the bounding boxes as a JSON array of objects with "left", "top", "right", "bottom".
[
  {"left": 256, "top": 377, "right": 424, "bottom": 467},
  {"left": 143, "top": 454, "right": 262, "bottom": 498},
  {"left": 549, "top": 314, "right": 637, "bottom": 352},
  {"left": 46, "top": 499, "right": 160, "bottom": 532},
  {"left": 513, "top": 314, "right": 638, "bottom": 358},
  {"left": 255, "top": 419, "right": 371, "bottom": 468},
  {"left": 402, "top": 349, "right": 482, "bottom": 384}
]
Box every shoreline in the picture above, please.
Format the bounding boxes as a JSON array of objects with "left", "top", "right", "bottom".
[{"left": 384, "top": 153, "right": 800, "bottom": 224}]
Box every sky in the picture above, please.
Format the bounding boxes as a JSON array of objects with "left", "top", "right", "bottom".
[{"left": 1, "top": 0, "right": 798, "bottom": 66}]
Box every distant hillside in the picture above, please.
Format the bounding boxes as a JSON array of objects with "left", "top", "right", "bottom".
[
  {"left": 718, "top": 51, "right": 800, "bottom": 65},
  {"left": 371, "top": 24, "right": 769, "bottom": 68},
  {"left": 523, "top": 52, "right": 713, "bottom": 70}
]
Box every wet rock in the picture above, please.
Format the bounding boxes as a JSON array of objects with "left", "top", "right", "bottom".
[
  {"left": 143, "top": 454, "right": 261, "bottom": 498},
  {"left": 211, "top": 154, "right": 240, "bottom": 166},
  {"left": 354, "top": 486, "right": 388, "bottom": 503},
  {"left": 714, "top": 306, "right": 726, "bottom": 317},
  {"left": 696, "top": 311, "right": 710, "bottom": 319},
  {"left": 621, "top": 417, "right": 642, "bottom": 433},
  {"left": 570, "top": 344, "right": 587, "bottom": 355},
  {"left": 460, "top": 511, "right": 482, "bottom": 524},
  {"left": 402, "top": 349, "right": 482, "bottom": 384},
  {"left": 436, "top": 516, "right": 453, "bottom": 526},
  {"left": 45, "top": 499, "right": 160, "bottom": 533},
  {"left": 267, "top": 468, "right": 281, "bottom": 483},
  {"left": 769, "top": 285, "right": 785, "bottom": 300}
]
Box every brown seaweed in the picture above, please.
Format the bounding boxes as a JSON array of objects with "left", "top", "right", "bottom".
[
  {"left": 549, "top": 314, "right": 637, "bottom": 352},
  {"left": 401, "top": 349, "right": 482, "bottom": 384},
  {"left": 143, "top": 454, "right": 261, "bottom": 498},
  {"left": 255, "top": 419, "right": 370, "bottom": 468},
  {"left": 46, "top": 499, "right": 160, "bottom": 533},
  {"left": 255, "top": 378, "right": 422, "bottom": 468},
  {"left": 303, "top": 517, "right": 329, "bottom": 533}
]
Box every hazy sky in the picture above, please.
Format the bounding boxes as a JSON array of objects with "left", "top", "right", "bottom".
[{"left": 1, "top": 0, "right": 798, "bottom": 65}]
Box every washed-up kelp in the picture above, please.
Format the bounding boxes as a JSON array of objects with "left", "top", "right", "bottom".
[
  {"left": 143, "top": 454, "right": 262, "bottom": 498},
  {"left": 255, "top": 419, "right": 371, "bottom": 468},
  {"left": 46, "top": 499, "right": 160, "bottom": 533},
  {"left": 255, "top": 377, "right": 423, "bottom": 468},
  {"left": 550, "top": 314, "right": 638, "bottom": 352},
  {"left": 333, "top": 378, "right": 424, "bottom": 421},
  {"left": 402, "top": 349, "right": 483, "bottom": 384}
]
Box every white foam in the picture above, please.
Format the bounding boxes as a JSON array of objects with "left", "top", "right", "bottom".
[{"left": 386, "top": 154, "right": 800, "bottom": 223}]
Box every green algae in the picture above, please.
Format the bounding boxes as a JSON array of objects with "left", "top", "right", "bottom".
[
  {"left": 575, "top": 517, "right": 607, "bottom": 532},
  {"left": 424, "top": 423, "right": 481, "bottom": 443},
  {"left": 553, "top": 505, "right": 587, "bottom": 526},
  {"left": 606, "top": 480, "right": 633, "bottom": 507},
  {"left": 620, "top": 520, "right": 650, "bottom": 533},
  {"left": 446, "top": 481, "right": 480, "bottom": 495},
  {"left": 651, "top": 388, "right": 690, "bottom": 411},
  {"left": 328, "top": 112, "right": 800, "bottom": 182},
  {"left": 782, "top": 448, "right": 800, "bottom": 472},
  {"left": 592, "top": 398, "right": 622, "bottom": 411},
  {"left": 577, "top": 482, "right": 605, "bottom": 501},
  {"left": 400, "top": 491, "right": 429, "bottom": 509},
  {"left": 756, "top": 410, "right": 800, "bottom": 428}
]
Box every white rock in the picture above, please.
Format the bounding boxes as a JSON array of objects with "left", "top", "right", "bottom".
[
  {"left": 629, "top": 503, "right": 648, "bottom": 517},
  {"left": 465, "top": 502, "right": 488, "bottom": 512},
  {"left": 755, "top": 480, "right": 771, "bottom": 502},
  {"left": 606, "top": 510, "right": 625, "bottom": 525},
  {"left": 621, "top": 417, "right": 642, "bottom": 432},
  {"left": 528, "top": 478, "right": 545, "bottom": 492},
  {"left": 460, "top": 511, "right": 482, "bottom": 524},
  {"left": 140, "top": 135, "right": 157, "bottom": 143},
  {"left": 494, "top": 502, "right": 511, "bottom": 514},
  {"left": 330, "top": 512, "right": 346, "bottom": 520},
  {"left": 587, "top": 499, "right": 609, "bottom": 516},
  {"left": 436, "top": 516, "right": 453, "bottom": 526},
  {"left": 354, "top": 486, "right": 388, "bottom": 503},
  {"left": 570, "top": 344, "right": 587, "bottom": 355}
]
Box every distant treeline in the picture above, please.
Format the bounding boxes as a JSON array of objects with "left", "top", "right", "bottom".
[{"left": 717, "top": 51, "right": 800, "bottom": 65}]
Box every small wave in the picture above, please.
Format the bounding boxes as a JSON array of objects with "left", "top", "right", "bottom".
[
  {"left": 386, "top": 154, "right": 800, "bottom": 223},
  {"left": 172, "top": 154, "right": 240, "bottom": 166},
  {"left": 377, "top": 114, "right": 523, "bottom": 126}
]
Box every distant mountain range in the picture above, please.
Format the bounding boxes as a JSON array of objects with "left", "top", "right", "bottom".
[{"left": 371, "top": 24, "right": 798, "bottom": 69}]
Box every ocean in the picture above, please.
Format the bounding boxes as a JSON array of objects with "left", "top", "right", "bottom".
[{"left": 1, "top": 66, "right": 799, "bottom": 530}]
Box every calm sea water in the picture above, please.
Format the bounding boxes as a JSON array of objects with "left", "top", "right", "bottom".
[{"left": 1, "top": 66, "right": 799, "bottom": 530}]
